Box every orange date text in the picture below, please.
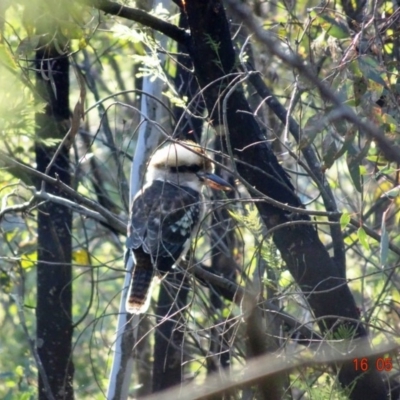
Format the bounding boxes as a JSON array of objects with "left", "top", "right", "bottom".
[{"left": 352, "top": 357, "right": 392, "bottom": 371}]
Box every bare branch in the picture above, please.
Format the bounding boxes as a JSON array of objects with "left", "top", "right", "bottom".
[
  {"left": 142, "top": 338, "right": 399, "bottom": 400},
  {"left": 1, "top": 153, "right": 126, "bottom": 234},
  {"left": 226, "top": 0, "right": 400, "bottom": 164},
  {"left": 86, "top": 0, "right": 188, "bottom": 45}
]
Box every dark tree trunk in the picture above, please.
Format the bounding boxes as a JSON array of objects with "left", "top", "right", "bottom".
[
  {"left": 177, "top": 0, "right": 387, "bottom": 398},
  {"left": 152, "top": 270, "right": 189, "bottom": 392},
  {"left": 173, "top": 12, "right": 206, "bottom": 142},
  {"left": 35, "top": 36, "right": 74, "bottom": 399},
  {"left": 206, "top": 141, "right": 237, "bottom": 381},
  {"left": 152, "top": 17, "right": 205, "bottom": 390}
]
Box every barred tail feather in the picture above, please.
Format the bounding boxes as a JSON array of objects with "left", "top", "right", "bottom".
[
  {"left": 126, "top": 264, "right": 154, "bottom": 314},
  {"left": 126, "top": 248, "right": 155, "bottom": 314}
]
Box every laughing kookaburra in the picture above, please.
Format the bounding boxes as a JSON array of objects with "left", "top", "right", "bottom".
[{"left": 126, "top": 140, "right": 231, "bottom": 314}]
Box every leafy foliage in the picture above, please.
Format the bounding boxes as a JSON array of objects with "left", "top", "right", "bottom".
[{"left": 1, "top": 0, "right": 400, "bottom": 398}]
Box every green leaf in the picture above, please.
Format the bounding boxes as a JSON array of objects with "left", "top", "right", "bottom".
[
  {"left": 72, "top": 249, "right": 90, "bottom": 265},
  {"left": 346, "top": 147, "right": 362, "bottom": 192},
  {"left": 359, "top": 165, "right": 368, "bottom": 176},
  {"left": 358, "top": 227, "right": 370, "bottom": 251},
  {"left": 228, "top": 204, "right": 262, "bottom": 237},
  {"left": 380, "top": 216, "right": 389, "bottom": 267},
  {"left": 358, "top": 56, "right": 387, "bottom": 87},
  {"left": 366, "top": 155, "right": 384, "bottom": 163},
  {"left": 14, "top": 365, "right": 24, "bottom": 378},
  {"left": 314, "top": 11, "right": 350, "bottom": 39},
  {"left": 375, "top": 165, "right": 398, "bottom": 180},
  {"left": 340, "top": 213, "right": 350, "bottom": 229},
  {"left": 59, "top": 21, "right": 84, "bottom": 39},
  {"left": 353, "top": 76, "right": 368, "bottom": 106},
  {"left": 381, "top": 185, "right": 400, "bottom": 199},
  {"left": 21, "top": 252, "right": 37, "bottom": 270},
  {"left": 322, "top": 131, "right": 338, "bottom": 169},
  {"left": 333, "top": 127, "right": 356, "bottom": 160}
]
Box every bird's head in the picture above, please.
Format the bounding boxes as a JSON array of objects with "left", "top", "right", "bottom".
[{"left": 146, "top": 140, "right": 232, "bottom": 192}]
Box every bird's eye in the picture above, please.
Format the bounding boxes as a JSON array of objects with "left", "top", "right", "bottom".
[{"left": 170, "top": 165, "right": 202, "bottom": 173}]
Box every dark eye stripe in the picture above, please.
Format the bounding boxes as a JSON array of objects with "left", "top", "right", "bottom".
[{"left": 170, "top": 164, "right": 202, "bottom": 173}]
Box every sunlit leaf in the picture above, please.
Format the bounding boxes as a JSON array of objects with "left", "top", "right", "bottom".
[
  {"left": 14, "top": 365, "right": 24, "bottom": 378},
  {"left": 73, "top": 249, "right": 90, "bottom": 266},
  {"left": 374, "top": 164, "right": 397, "bottom": 180},
  {"left": 359, "top": 165, "right": 368, "bottom": 176},
  {"left": 340, "top": 212, "right": 350, "bottom": 229},
  {"left": 380, "top": 185, "right": 400, "bottom": 199},
  {"left": 313, "top": 10, "right": 350, "bottom": 39},
  {"left": 228, "top": 204, "right": 262, "bottom": 237},
  {"left": 358, "top": 227, "right": 370, "bottom": 251},
  {"left": 21, "top": 252, "right": 37, "bottom": 270},
  {"left": 59, "top": 21, "right": 84, "bottom": 39}
]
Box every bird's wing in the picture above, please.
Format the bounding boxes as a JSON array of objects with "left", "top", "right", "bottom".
[{"left": 127, "top": 180, "right": 201, "bottom": 263}]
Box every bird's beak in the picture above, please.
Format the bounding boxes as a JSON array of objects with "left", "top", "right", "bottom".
[{"left": 197, "top": 172, "right": 233, "bottom": 191}]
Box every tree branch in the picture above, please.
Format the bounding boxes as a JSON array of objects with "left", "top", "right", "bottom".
[
  {"left": 86, "top": 0, "right": 189, "bottom": 45},
  {"left": 246, "top": 69, "right": 346, "bottom": 277},
  {"left": 1, "top": 153, "right": 126, "bottom": 234},
  {"left": 226, "top": 0, "right": 400, "bottom": 164},
  {"left": 193, "top": 264, "right": 321, "bottom": 345},
  {"left": 142, "top": 339, "right": 399, "bottom": 400}
]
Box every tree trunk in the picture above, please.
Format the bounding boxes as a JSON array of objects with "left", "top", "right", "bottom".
[
  {"left": 178, "top": 0, "right": 387, "bottom": 398},
  {"left": 35, "top": 35, "right": 74, "bottom": 399},
  {"left": 152, "top": 270, "right": 189, "bottom": 392}
]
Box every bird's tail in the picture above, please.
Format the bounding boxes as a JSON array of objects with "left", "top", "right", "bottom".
[{"left": 126, "top": 251, "right": 155, "bottom": 314}]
